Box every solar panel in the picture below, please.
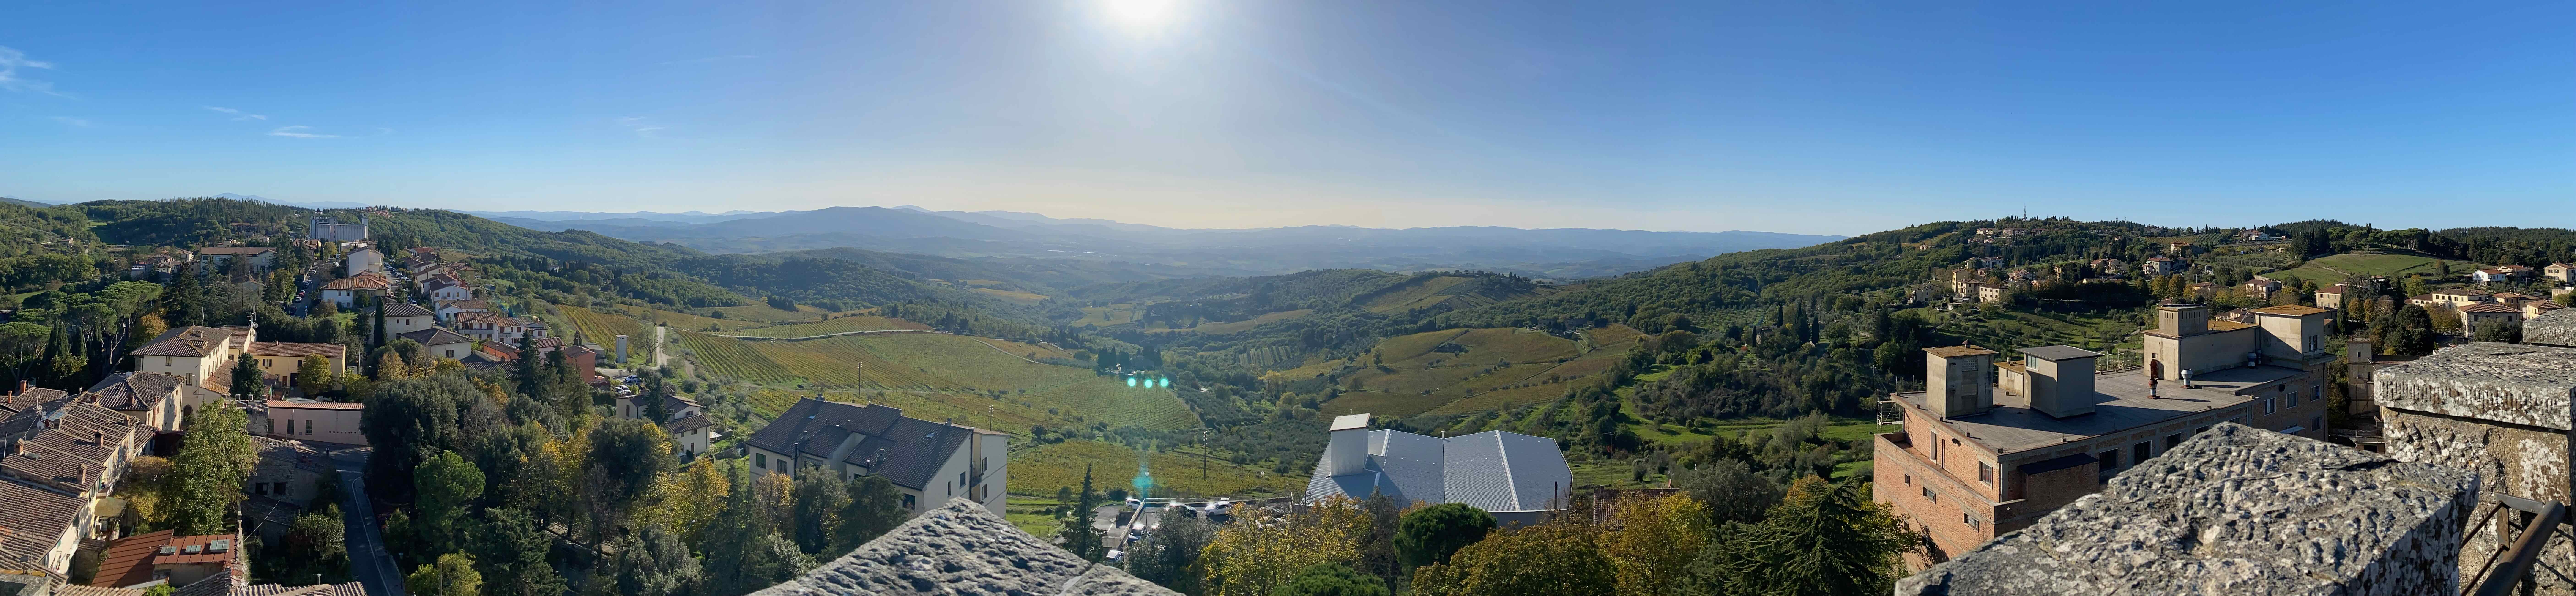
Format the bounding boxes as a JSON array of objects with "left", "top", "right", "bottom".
[{"left": 208, "top": 539, "right": 230, "bottom": 552}]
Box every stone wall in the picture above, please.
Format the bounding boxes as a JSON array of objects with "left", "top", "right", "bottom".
[
  {"left": 752, "top": 498, "right": 1176, "bottom": 596},
  {"left": 2376, "top": 341, "right": 2576, "bottom": 595},
  {"left": 1896, "top": 423, "right": 2478, "bottom": 596}
]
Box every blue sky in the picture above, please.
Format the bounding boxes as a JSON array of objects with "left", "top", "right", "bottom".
[{"left": 3, "top": 1, "right": 2569, "bottom": 235}]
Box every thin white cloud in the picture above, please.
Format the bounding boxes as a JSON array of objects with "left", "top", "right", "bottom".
[
  {"left": 617, "top": 116, "right": 665, "bottom": 137},
  {"left": 0, "top": 45, "right": 67, "bottom": 96},
  {"left": 50, "top": 116, "right": 89, "bottom": 127},
  {"left": 205, "top": 106, "right": 268, "bottom": 120},
  {"left": 269, "top": 125, "right": 341, "bottom": 139},
  {"left": 660, "top": 54, "right": 757, "bottom": 66}
]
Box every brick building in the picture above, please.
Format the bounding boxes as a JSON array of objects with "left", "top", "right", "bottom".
[{"left": 1873, "top": 303, "right": 2331, "bottom": 568}]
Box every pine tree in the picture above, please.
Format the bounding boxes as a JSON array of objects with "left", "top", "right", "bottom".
[
  {"left": 1058, "top": 465, "right": 1105, "bottom": 561},
  {"left": 40, "top": 323, "right": 84, "bottom": 388},
  {"left": 229, "top": 355, "right": 265, "bottom": 399},
  {"left": 513, "top": 334, "right": 543, "bottom": 399}
]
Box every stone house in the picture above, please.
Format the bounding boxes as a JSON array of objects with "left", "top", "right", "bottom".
[
  {"left": 0, "top": 396, "right": 153, "bottom": 577},
  {"left": 84, "top": 372, "right": 187, "bottom": 433},
  {"left": 2548, "top": 262, "right": 2573, "bottom": 283},
  {"left": 342, "top": 247, "right": 383, "bottom": 278}
]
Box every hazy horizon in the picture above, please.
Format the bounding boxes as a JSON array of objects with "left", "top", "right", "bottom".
[{"left": 5, "top": 1, "right": 2571, "bottom": 235}]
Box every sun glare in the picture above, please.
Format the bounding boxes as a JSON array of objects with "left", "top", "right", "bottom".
[{"left": 1100, "top": 0, "right": 1182, "bottom": 33}]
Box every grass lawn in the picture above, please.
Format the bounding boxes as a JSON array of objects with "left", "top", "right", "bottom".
[
  {"left": 1005, "top": 497, "right": 1067, "bottom": 539},
  {"left": 2262, "top": 252, "right": 2478, "bottom": 286}
]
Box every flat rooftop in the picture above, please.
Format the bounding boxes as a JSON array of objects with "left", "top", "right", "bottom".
[{"left": 1896, "top": 365, "right": 2303, "bottom": 453}]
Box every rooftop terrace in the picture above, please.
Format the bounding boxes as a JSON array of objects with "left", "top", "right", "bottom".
[{"left": 1896, "top": 365, "right": 2302, "bottom": 453}]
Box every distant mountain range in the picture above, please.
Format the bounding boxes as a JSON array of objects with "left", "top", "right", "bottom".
[{"left": 487, "top": 205, "right": 1843, "bottom": 280}]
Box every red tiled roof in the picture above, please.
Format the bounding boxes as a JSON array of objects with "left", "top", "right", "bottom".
[
  {"left": 86, "top": 372, "right": 184, "bottom": 412},
  {"left": 130, "top": 326, "right": 243, "bottom": 358},
  {"left": 2462, "top": 303, "right": 2522, "bottom": 313}
]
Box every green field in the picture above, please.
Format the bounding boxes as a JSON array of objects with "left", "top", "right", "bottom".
[
  {"left": 557, "top": 305, "right": 648, "bottom": 348},
  {"left": 1285, "top": 327, "right": 1637, "bottom": 418},
  {"left": 704, "top": 332, "right": 1195, "bottom": 430},
  {"left": 1073, "top": 303, "right": 1152, "bottom": 327},
  {"left": 725, "top": 315, "right": 928, "bottom": 338},
  {"left": 1006, "top": 497, "right": 1066, "bottom": 538},
  {"left": 970, "top": 287, "right": 1050, "bottom": 304},
  {"left": 2261, "top": 252, "right": 2479, "bottom": 286},
  {"left": 1008, "top": 440, "right": 1297, "bottom": 499},
  {"left": 700, "top": 303, "right": 831, "bottom": 323},
  {"left": 1159, "top": 309, "right": 1313, "bottom": 335}
]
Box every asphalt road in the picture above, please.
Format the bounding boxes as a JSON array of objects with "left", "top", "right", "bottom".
[{"left": 331, "top": 450, "right": 409, "bottom": 596}]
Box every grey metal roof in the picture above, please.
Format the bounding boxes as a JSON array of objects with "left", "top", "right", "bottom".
[{"left": 1305, "top": 428, "right": 1574, "bottom": 513}]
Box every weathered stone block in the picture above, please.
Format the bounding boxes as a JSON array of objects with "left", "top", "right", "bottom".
[
  {"left": 2531, "top": 309, "right": 2576, "bottom": 349},
  {"left": 1896, "top": 423, "right": 2479, "bottom": 596},
  {"left": 754, "top": 498, "right": 1178, "bottom": 596},
  {"left": 2374, "top": 342, "right": 2576, "bottom": 432}
]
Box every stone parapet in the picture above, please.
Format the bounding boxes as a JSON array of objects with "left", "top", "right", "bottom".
[
  {"left": 2530, "top": 309, "right": 2576, "bottom": 348},
  {"left": 1896, "top": 423, "right": 2478, "bottom": 596},
  {"left": 2375, "top": 342, "right": 2576, "bottom": 432},
  {"left": 754, "top": 498, "right": 1177, "bottom": 596}
]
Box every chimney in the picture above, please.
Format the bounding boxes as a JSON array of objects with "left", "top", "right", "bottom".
[
  {"left": 2022, "top": 346, "right": 2103, "bottom": 418},
  {"left": 1324, "top": 413, "right": 1372, "bottom": 477},
  {"left": 1922, "top": 346, "right": 1998, "bottom": 419},
  {"left": 2158, "top": 304, "right": 2211, "bottom": 336},
  {"left": 13, "top": 379, "right": 24, "bottom": 396}
]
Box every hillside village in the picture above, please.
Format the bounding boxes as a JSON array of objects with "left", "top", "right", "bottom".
[{"left": 1, "top": 200, "right": 2574, "bottom": 596}]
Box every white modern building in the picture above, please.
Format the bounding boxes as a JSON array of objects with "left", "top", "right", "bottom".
[{"left": 1305, "top": 413, "right": 1576, "bottom": 527}]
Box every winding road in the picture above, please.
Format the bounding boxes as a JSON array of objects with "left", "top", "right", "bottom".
[{"left": 330, "top": 450, "right": 409, "bottom": 596}]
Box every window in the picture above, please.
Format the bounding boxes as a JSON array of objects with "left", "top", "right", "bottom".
[
  {"left": 1932, "top": 436, "right": 1944, "bottom": 462},
  {"left": 1964, "top": 512, "right": 1981, "bottom": 529},
  {"left": 945, "top": 482, "right": 952, "bottom": 497},
  {"left": 2313, "top": 386, "right": 2322, "bottom": 405},
  {"left": 2100, "top": 450, "right": 2120, "bottom": 472},
  {"left": 1977, "top": 462, "right": 1993, "bottom": 485},
  {"left": 304, "top": 420, "right": 313, "bottom": 435},
  {"left": 902, "top": 494, "right": 916, "bottom": 509},
  {"left": 1921, "top": 487, "right": 1936, "bottom": 503},
  {"left": 755, "top": 453, "right": 767, "bottom": 468},
  {"left": 777, "top": 460, "right": 788, "bottom": 473},
  {"left": 2166, "top": 434, "right": 2182, "bottom": 449},
  {"left": 2285, "top": 390, "right": 2297, "bottom": 408},
  {"left": 959, "top": 471, "right": 967, "bottom": 487},
  {"left": 256, "top": 483, "right": 268, "bottom": 495},
  {"left": 268, "top": 420, "right": 278, "bottom": 435},
  {"left": 1903, "top": 473, "right": 1912, "bottom": 485},
  {"left": 2134, "top": 442, "right": 2151, "bottom": 464},
  {"left": 2312, "top": 416, "right": 2322, "bottom": 431},
  {"left": 2264, "top": 398, "right": 2277, "bottom": 414}
]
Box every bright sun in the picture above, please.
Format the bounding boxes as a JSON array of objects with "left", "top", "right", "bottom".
[{"left": 1100, "top": 0, "right": 1182, "bottom": 32}]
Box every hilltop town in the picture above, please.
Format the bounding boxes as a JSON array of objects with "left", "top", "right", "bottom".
[{"left": 2, "top": 199, "right": 2573, "bottom": 596}]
